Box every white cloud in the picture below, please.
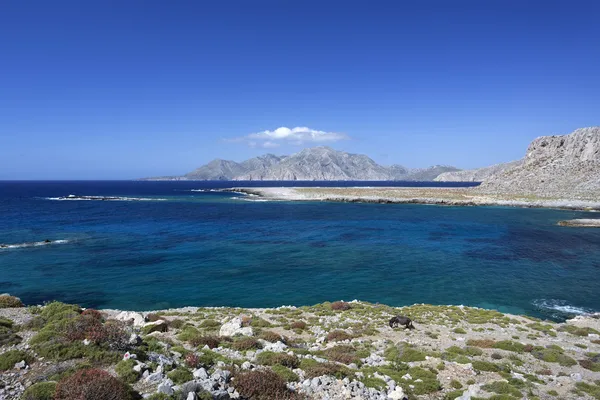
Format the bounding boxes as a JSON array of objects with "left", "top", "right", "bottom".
[{"left": 228, "top": 126, "right": 348, "bottom": 147}]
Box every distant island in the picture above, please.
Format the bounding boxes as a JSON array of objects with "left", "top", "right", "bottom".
[{"left": 142, "top": 146, "right": 461, "bottom": 181}]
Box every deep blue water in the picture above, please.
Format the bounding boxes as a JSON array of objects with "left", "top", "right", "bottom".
[{"left": 1, "top": 181, "right": 599, "bottom": 321}]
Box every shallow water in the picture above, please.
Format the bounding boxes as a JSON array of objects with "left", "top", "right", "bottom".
[{"left": 0, "top": 181, "right": 599, "bottom": 321}]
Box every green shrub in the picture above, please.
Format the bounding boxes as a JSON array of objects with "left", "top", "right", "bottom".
[
  {"left": 303, "top": 362, "right": 353, "bottom": 379},
  {"left": 482, "top": 381, "right": 522, "bottom": 397},
  {"left": 0, "top": 295, "right": 23, "bottom": 308},
  {"left": 115, "top": 359, "right": 139, "bottom": 383},
  {"left": 385, "top": 343, "right": 426, "bottom": 362},
  {"left": 444, "top": 390, "right": 464, "bottom": 400},
  {"left": 450, "top": 380, "right": 463, "bottom": 389},
  {"left": 472, "top": 360, "right": 501, "bottom": 372},
  {"left": 177, "top": 326, "right": 201, "bottom": 342},
  {"left": 271, "top": 364, "right": 299, "bottom": 382},
  {"left": 20, "top": 381, "right": 57, "bottom": 400},
  {"left": 532, "top": 346, "right": 577, "bottom": 366},
  {"left": 493, "top": 341, "right": 525, "bottom": 353},
  {"left": 199, "top": 319, "right": 221, "bottom": 329},
  {"left": 0, "top": 350, "right": 33, "bottom": 371},
  {"left": 168, "top": 367, "right": 193, "bottom": 384},
  {"left": 453, "top": 328, "right": 467, "bottom": 334}
]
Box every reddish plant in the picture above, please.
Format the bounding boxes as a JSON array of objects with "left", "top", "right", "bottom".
[
  {"left": 232, "top": 337, "right": 262, "bottom": 351},
  {"left": 290, "top": 321, "right": 306, "bottom": 330},
  {"left": 82, "top": 309, "right": 104, "bottom": 321},
  {"left": 524, "top": 344, "right": 535, "bottom": 353},
  {"left": 189, "top": 335, "right": 221, "bottom": 349},
  {"left": 54, "top": 368, "right": 132, "bottom": 400},
  {"left": 64, "top": 315, "right": 104, "bottom": 342},
  {"left": 330, "top": 301, "right": 352, "bottom": 311},
  {"left": 326, "top": 330, "right": 353, "bottom": 342},
  {"left": 259, "top": 331, "right": 283, "bottom": 343},
  {"left": 241, "top": 315, "right": 253, "bottom": 327},
  {"left": 185, "top": 353, "right": 201, "bottom": 368},
  {"left": 234, "top": 369, "right": 298, "bottom": 400}
]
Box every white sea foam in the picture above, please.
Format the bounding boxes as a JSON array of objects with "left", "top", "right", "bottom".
[
  {"left": 45, "top": 195, "right": 167, "bottom": 201},
  {"left": 0, "top": 239, "right": 70, "bottom": 250},
  {"left": 532, "top": 299, "right": 595, "bottom": 317}
]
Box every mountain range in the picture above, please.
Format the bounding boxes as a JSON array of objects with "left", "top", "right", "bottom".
[{"left": 145, "top": 147, "right": 460, "bottom": 181}]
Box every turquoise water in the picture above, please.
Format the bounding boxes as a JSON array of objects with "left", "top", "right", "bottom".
[{"left": 1, "top": 181, "right": 599, "bottom": 321}]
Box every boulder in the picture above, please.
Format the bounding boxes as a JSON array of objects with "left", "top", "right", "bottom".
[
  {"left": 143, "top": 320, "right": 168, "bottom": 334},
  {"left": 219, "top": 318, "right": 253, "bottom": 337},
  {"left": 193, "top": 368, "right": 209, "bottom": 380},
  {"left": 114, "top": 311, "right": 145, "bottom": 327}
]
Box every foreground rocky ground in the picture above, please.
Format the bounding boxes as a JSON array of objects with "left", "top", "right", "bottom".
[
  {"left": 2, "top": 296, "right": 600, "bottom": 400},
  {"left": 235, "top": 187, "right": 600, "bottom": 211}
]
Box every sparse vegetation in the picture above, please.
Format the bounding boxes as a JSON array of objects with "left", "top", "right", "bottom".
[{"left": 0, "top": 295, "right": 23, "bottom": 308}]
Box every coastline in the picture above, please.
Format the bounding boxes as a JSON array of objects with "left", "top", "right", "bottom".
[
  {"left": 234, "top": 187, "right": 600, "bottom": 211},
  {"left": 3, "top": 298, "right": 600, "bottom": 399}
]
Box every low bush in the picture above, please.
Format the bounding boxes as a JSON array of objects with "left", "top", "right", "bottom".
[
  {"left": 0, "top": 350, "right": 33, "bottom": 371},
  {"left": 271, "top": 364, "right": 299, "bottom": 382},
  {"left": 199, "top": 319, "right": 220, "bottom": 329},
  {"left": 190, "top": 335, "right": 221, "bottom": 349},
  {"left": 259, "top": 331, "right": 284, "bottom": 343},
  {"left": 466, "top": 339, "right": 496, "bottom": 348},
  {"left": 234, "top": 369, "right": 298, "bottom": 399},
  {"left": 81, "top": 309, "right": 104, "bottom": 321},
  {"left": 472, "top": 360, "right": 501, "bottom": 372},
  {"left": 326, "top": 330, "right": 353, "bottom": 342},
  {"left": 481, "top": 381, "right": 522, "bottom": 397},
  {"left": 115, "top": 359, "right": 139, "bottom": 383},
  {"left": 532, "top": 345, "right": 577, "bottom": 366},
  {"left": 330, "top": 301, "right": 352, "bottom": 311},
  {"left": 493, "top": 340, "right": 525, "bottom": 353},
  {"left": 303, "top": 362, "right": 353, "bottom": 379},
  {"left": 0, "top": 295, "right": 23, "bottom": 308},
  {"left": 453, "top": 328, "right": 467, "bottom": 334},
  {"left": 579, "top": 359, "right": 600, "bottom": 372},
  {"left": 232, "top": 337, "right": 262, "bottom": 351},
  {"left": 185, "top": 353, "right": 201, "bottom": 368},
  {"left": 145, "top": 313, "right": 162, "bottom": 322},
  {"left": 169, "top": 319, "right": 185, "bottom": 329},
  {"left": 167, "top": 367, "right": 193, "bottom": 384},
  {"left": 385, "top": 344, "right": 426, "bottom": 363},
  {"left": 20, "top": 381, "right": 57, "bottom": 400},
  {"left": 324, "top": 345, "right": 361, "bottom": 365},
  {"left": 54, "top": 368, "right": 133, "bottom": 400},
  {"left": 290, "top": 321, "right": 306, "bottom": 331}
]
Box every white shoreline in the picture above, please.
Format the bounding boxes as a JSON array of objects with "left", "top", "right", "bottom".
[{"left": 232, "top": 187, "right": 600, "bottom": 211}]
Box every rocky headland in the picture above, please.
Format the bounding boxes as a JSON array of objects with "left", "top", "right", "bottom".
[
  {"left": 2, "top": 295, "right": 600, "bottom": 400},
  {"left": 232, "top": 127, "right": 600, "bottom": 212}
]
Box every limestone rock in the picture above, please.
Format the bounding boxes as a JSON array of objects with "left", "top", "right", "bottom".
[{"left": 219, "top": 318, "right": 253, "bottom": 337}]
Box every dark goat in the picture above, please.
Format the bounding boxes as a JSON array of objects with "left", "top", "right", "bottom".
[{"left": 389, "top": 315, "right": 414, "bottom": 329}]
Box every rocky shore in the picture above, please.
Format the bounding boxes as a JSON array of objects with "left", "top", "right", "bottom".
[
  {"left": 234, "top": 187, "right": 600, "bottom": 211},
  {"left": 2, "top": 296, "right": 600, "bottom": 400},
  {"left": 557, "top": 219, "right": 600, "bottom": 228}
]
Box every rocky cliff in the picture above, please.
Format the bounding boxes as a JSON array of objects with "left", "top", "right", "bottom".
[
  {"left": 478, "top": 127, "right": 600, "bottom": 198},
  {"left": 434, "top": 160, "right": 523, "bottom": 182}
]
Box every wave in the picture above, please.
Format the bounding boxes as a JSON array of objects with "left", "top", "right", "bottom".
[
  {"left": 532, "top": 299, "right": 596, "bottom": 319},
  {"left": 45, "top": 195, "right": 167, "bottom": 201},
  {"left": 0, "top": 239, "right": 70, "bottom": 250}
]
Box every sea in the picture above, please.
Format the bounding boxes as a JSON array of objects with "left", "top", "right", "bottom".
[{"left": 1, "top": 180, "right": 599, "bottom": 321}]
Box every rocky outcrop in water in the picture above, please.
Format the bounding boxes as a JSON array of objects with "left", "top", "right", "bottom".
[
  {"left": 434, "top": 160, "right": 523, "bottom": 182},
  {"left": 478, "top": 127, "right": 600, "bottom": 198}
]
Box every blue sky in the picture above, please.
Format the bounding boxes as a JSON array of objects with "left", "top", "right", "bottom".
[{"left": 1, "top": 0, "right": 599, "bottom": 179}]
